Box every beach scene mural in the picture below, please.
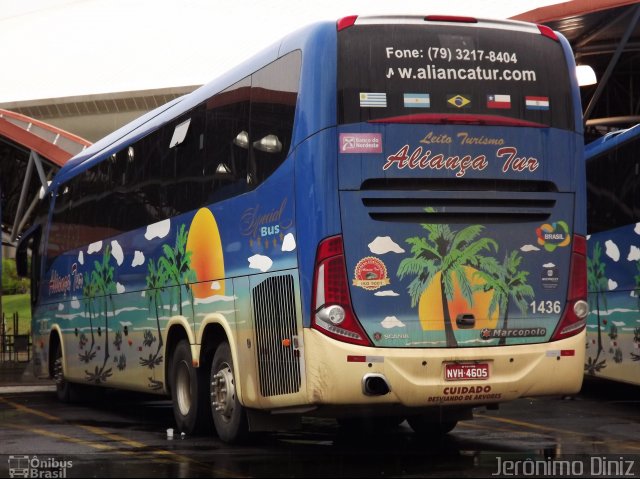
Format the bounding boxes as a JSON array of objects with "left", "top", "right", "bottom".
[
  {"left": 395, "top": 212, "right": 534, "bottom": 347},
  {"left": 586, "top": 223, "right": 640, "bottom": 383},
  {"left": 34, "top": 192, "right": 298, "bottom": 391}
]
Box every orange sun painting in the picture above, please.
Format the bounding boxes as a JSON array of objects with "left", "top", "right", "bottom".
[
  {"left": 186, "top": 208, "right": 225, "bottom": 299},
  {"left": 418, "top": 266, "right": 498, "bottom": 331}
]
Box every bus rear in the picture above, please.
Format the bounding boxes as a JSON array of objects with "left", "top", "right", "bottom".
[{"left": 304, "top": 16, "right": 587, "bottom": 417}]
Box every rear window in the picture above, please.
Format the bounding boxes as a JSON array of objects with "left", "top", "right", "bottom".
[{"left": 338, "top": 23, "right": 574, "bottom": 130}]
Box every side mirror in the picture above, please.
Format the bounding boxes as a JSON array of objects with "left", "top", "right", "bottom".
[{"left": 16, "top": 224, "right": 41, "bottom": 278}]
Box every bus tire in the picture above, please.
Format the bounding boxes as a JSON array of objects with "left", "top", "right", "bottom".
[
  {"left": 53, "top": 340, "right": 74, "bottom": 403},
  {"left": 210, "top": 342, "right": 248, "bottom": 444},
  {"left": 407, "top": 416, "right": 457, "bottom": 436},
  {"left": 170, "top": 339, "right": 211, "bottom": 434}
]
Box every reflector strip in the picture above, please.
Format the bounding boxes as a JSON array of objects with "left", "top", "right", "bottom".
[{"left": 347, "top": 355, "right": 384, "bottom": 363}]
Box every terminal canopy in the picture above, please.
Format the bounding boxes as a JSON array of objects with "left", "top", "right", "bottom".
[
  {"left": 0, "top": 109, "right": 91, "bottom": 247},
  {"left": 513, "top": 0, "right": 640, "bottom": 141}
]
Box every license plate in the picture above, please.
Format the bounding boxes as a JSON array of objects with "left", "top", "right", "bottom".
[{"left": 444, "top": 362, "right": 489, "bottom": 381}]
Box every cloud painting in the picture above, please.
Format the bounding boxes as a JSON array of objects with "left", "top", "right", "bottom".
[
  {"left": 374, "top": 290, "right": 399, "bottom": 297},
  {"left": 282, "top": 233, "right": 296, "bottom": 252},
  {"left": 381, "top": 316, "right": 406, "bottom": 329},
  {"left": 368, "top": 236, "right": 405, "bottom": 254},
  {"left": 111, "top": 240, "right": 124, "bottom": 266},
  {"left": 248, "top": 254, "right": 273, "bottom": 272},
  {"left": 145, "top": 219, "right": 171, "bottom": 240},
  {"left": 628, "top": 245, "right": 640, "bottom": 261},
  {"left": 87, "top": 241, "right": 102, "bottom": 254},
  {"left": 131, "top": 251, "right": 145, "bottom": 267},
  {"left": 605, "top": 240, "right": 620, "bottom": 261},
  {"left": 520, "top": 244, "right": 540, "bottom": 252}
]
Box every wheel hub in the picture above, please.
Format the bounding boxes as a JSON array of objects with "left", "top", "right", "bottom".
[{"left": 211, "top": 364, "right": 235, "bottom": 419}]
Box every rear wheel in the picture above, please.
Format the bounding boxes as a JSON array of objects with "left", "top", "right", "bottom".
[
  {"left": 170, "top": 340, "right": 211, "bottom": 434},
  {"left": 52, "top": 340, "right": 73, "bottom": 402},
  {"left": 210, "top": 342, "right": 248, "bottom": 443}
]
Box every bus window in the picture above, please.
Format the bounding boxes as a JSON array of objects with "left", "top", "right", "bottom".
[
  {"left": 586, "top": 138, "right": 639, "bottom": 234},
  {"left": 205, "top": 77, "right": 251, "bottom": 201},
  {"left": 164, "top": 106, "right": 206, "bottom": 214},
  {"left": 250, "top": 51, "right": 300, "bottom": 185},
  {"left": 338, "top": 24, "right": 574, "bottom": 131}
]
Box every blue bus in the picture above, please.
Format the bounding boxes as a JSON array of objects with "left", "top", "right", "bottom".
[
  {"left": 17, "top": 15, "right": 587, "bottom": 443},
  {"left": 585, "top": 124, "right": 640, "bottom": 386}
]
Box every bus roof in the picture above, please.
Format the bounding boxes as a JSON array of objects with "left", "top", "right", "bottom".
[{"left": 51, "top": 20, "right": 334, "bottom": 190}]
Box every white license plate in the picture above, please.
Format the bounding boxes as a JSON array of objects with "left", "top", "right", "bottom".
[{"left": 444, "top": 362, "right": 489, "bottom": 381}]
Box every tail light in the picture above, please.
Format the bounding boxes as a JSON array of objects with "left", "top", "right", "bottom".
[
  {"left": 551, "top": 235, "right": 588, "bottom": 341},
  {"left": 537, "top": 24, "right": 559, "bottom": 42},
  {"left": 311, "top": 235, "right": 371, "bottom": 346},
  {"left": 337, "top": 15, "right": 358, "bottom": 31}
]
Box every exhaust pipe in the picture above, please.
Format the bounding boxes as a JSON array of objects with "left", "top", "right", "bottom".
[{"left": 362, "top": 373, "right": 391, "bottom": 396}]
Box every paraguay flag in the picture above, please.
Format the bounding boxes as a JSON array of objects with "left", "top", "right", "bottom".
[
  {"left": 525, "top": 96, "right": 550, "bottom": 110},
  {"left": 486, "top": 94, "right": 511, "bottom": 109}
]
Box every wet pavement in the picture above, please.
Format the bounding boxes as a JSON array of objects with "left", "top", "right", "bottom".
[{"left": 0, "top": 364, "right": 639, "bottom": 478}]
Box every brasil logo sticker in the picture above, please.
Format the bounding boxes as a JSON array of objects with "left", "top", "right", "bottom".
[{"left": 536, "top": 221, "right": 571, "bottom": 252}]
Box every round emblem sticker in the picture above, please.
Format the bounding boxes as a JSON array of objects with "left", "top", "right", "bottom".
[{"left": 353, "top": 257, "right": 390, "bottom": 291}]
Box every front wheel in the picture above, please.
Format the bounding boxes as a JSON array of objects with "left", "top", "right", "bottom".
[
  {"left": 210, "top": 342, "right": 248, "bottom": 443},
  {"left": 170, "top": 340, "right": 211, "bottom": 434}
]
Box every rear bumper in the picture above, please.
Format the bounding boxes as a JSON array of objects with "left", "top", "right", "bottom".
[{"left": 303, "top": 329, "right": 585, "bottom": 407}]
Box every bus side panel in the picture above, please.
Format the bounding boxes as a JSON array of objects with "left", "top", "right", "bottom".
[
  {"left": 586, "top": 225, "right": 640, "bottom": 386},
  {"left": 293, "top": 130, "right": 341, "bottom": 328},
  {"left": 32, "top": 155, "right": 299, "bottom": 393}
]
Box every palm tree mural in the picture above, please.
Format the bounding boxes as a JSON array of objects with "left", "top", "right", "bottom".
[
  {"left": 85, "top": 245, "right": 116, "bottom": 384},
  {"left": 474, "top": 250, "right": 534, "bottom": 345},
  {"left": 140, "top": 257, "right": 166, "bottom": 374},
  {"left": 586, "top": 241, "right": 608, "bottom": 374},
  {"left": 159, "top": 224, "right": 196, "bottom": 316},
  {"left": 79, "top": 271, "right": 97, "bottom": 363},
  {"left": 397, "top": 212, "right": 498, "bottom": 347}
]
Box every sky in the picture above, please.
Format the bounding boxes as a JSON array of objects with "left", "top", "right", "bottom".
[{"left": 0, "top": 0, "right": 564, "bottom": 103}]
